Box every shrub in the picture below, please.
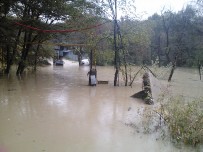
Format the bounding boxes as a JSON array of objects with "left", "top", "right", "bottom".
[
  {"left": 163, "top": 96, "right": 203, "bottom": 146},
  {"left": 127, "top": 94, "right": 203, "bottom": 147}
]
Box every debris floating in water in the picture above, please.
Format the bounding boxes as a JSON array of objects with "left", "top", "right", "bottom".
[{"left": 131, "top": 72, "right": 154, "bottom": 105}]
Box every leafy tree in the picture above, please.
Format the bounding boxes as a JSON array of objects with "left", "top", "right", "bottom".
[
  {"left": 148, "top": 13, "right": 164, "bottom": 67},
  {"left": 169, "top": 6, "right": 197, "bottom": 66},
  {"left": 119, "top": 17, "right": 152, "bottom": 65},
  {"left": 0, "top": 0, "right": 103, "bottom": 75}
]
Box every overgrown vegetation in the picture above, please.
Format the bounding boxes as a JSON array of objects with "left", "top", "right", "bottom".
[
  {"left": 96, "top": 49, "right": 114, "bottom": 66},
  {"left": 125, "top": 64, "right": 202, "bottom": 147},
  {"left": 161, "top": 96, "right": 203, "bottom": 146},
  {"left": 126, "top": 91, "right": 203, "bottom": 147}
]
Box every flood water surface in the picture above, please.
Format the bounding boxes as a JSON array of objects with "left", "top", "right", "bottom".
[{"left": 0, "top": 60, "right": 202, "bottom": 152}]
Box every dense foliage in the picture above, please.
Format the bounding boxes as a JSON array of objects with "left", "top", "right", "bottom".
[
  {"left": 0, "top": 0, "right": 102, "bottom": 74},
  {"left": 165, "top": 97, "right": 203, "bottom": 146}
]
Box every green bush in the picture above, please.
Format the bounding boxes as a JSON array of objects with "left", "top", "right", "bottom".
[
  {"left": 96, "top": 50, "right": 114, "bottom": 66},
  {"left": 164, "top": 96, "right": 203, "bottom": 146}
]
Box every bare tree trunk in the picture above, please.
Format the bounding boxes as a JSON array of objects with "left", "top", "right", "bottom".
[
  {"left": 89, "top": 50, "right": 93, "bottom": 86},
  {"left": 34, "top": 41, "right": 41, "bottom": 71},
  {"left": 78, "top": 46, "right": 82, "bottom": 66},
  {"left": 168, "top": 56, "right": 177, "bottom": 82},
  {"left": 1, "top": 47, "right": 4, "bottom": 73},
  {"left": 165, "top": 31, "right": 170, "bottom": 63},
  {"left": 78, "top": 55, "right": 82, "bottom": 66},
  {"left": 168, "top": 65, "right": 175, "bottom": 82},
  {"left": 161, "top": 13, "right": 171, "bottom": 64},
  {"left": 124, "top": 64, "right": 128, "bottom": 86},
  {"left": 16, "top": 30, "right": 32, "bottom": 75},
  {"left": 198, "top": 60, "right": 202, "bottom": 80},
  {"left": 5, "top": 44, "right": 10, "bottom": 74},
  {"left": 88, "top": 49, "right": 97, "bottom": 86},
  {"left": 158, "top": 35, "right": 161, "bottom": 67},
  {"left": 122, "top": 49, "right": 128, "bottom": 86},
  {"left": 5, "top": 29, "right": 22, "bottom": 74},
  {"left": 114, "top": 19, "right": 119, "bottom": 86},
  {"left": 108, "top": 0, "right": 122, "bottom": 86},
  {"left": 113, "top": 0, "right": 120, "bottom": 86}
]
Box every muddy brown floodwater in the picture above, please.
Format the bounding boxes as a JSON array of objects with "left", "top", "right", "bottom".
[{"left": 0, "top": 60, "right": 202, "bottom": 152}]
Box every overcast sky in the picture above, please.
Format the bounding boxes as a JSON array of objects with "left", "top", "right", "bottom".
[
  {"left": 139, "top": 0, "right": 189, "bottom": 13},
  {"left": 118, "top": 0, "right": 191, "bottom": 19}
]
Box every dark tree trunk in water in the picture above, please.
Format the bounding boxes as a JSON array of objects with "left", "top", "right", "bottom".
[
  {"left": 34, "top": 42, "right": 40, "bottom": 71},
  {"left": 113, "top": 20, "right": 120, "bottom": 86},
  {"left": 122, "top": 49, "right": 128, "bottom": 86},
  {"left": 114, "top": 68, "right": 119, "bottom": 86},
  {"left": 198, "top": 60, "right": 202, "bottom": 80},
  {"left": 76, "top": 46, "right": 82, "bottom": 66},
  {"left": 78, "top": 49, "right": 82, "bottom": 66},
  {"left": 1, "top": 47, "right": 3, "bottom": 72},
  {"left": 158, "top": 35, "right": 161, "bottom": 67},
  {"left": 89, "top": 50, "right": 93, "bottom": 86},
  {"left": 5, "top": 29, "right": 22, "bottom": 74},
  {"left": 168, "top": 65, "right": 175, "bottom": 82},
  {"left": 165, "top": 31, "right": 171, "bottom": 64},
  {"left": 88, "top": 50, "right": 97, "bottom": 86},
  {"left": 168, "top": 56, "right": 177, "bottom": 82},
  {"left": 16, "top": 31, "right": 32, "bottom": 75},
  {"left": 113, "top": 0, "right": 119, "bottom": 86},
  {"left": 108, "top": 0, "right": 122, "bottom": 86},
  {"left": 124, "top": 63, "right": 128, "bottom": 86},
  {"left": 5, "top": 58, "right": 11, "bottom": 74},
  {"left": 5, "top": 45, "right": 10, "bottom": 74},
  {"left": 78, "top": 55, "right": 82, "bottom": 66}
]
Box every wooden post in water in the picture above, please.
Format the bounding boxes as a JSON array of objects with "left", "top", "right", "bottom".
[
  {"left": 198, "top": 60, "right": 202, "bottom": 80},
  {"left": 89, "top": 50, "right": 93, "bottom": 86},
  {"left": 88, "top": 49, "right": 97, "bottom": 86},
  {"left": 168, "top": 56, "right": 177, "bottom": 82}
]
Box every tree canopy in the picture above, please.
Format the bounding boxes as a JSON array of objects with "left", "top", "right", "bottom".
[{"left": 0, "top": 0, "right": 203, "bottom": 75}]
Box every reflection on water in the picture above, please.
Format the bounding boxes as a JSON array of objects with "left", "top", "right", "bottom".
[{"left": 0, "top": 60, "right": 202, "bottom": 152}]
